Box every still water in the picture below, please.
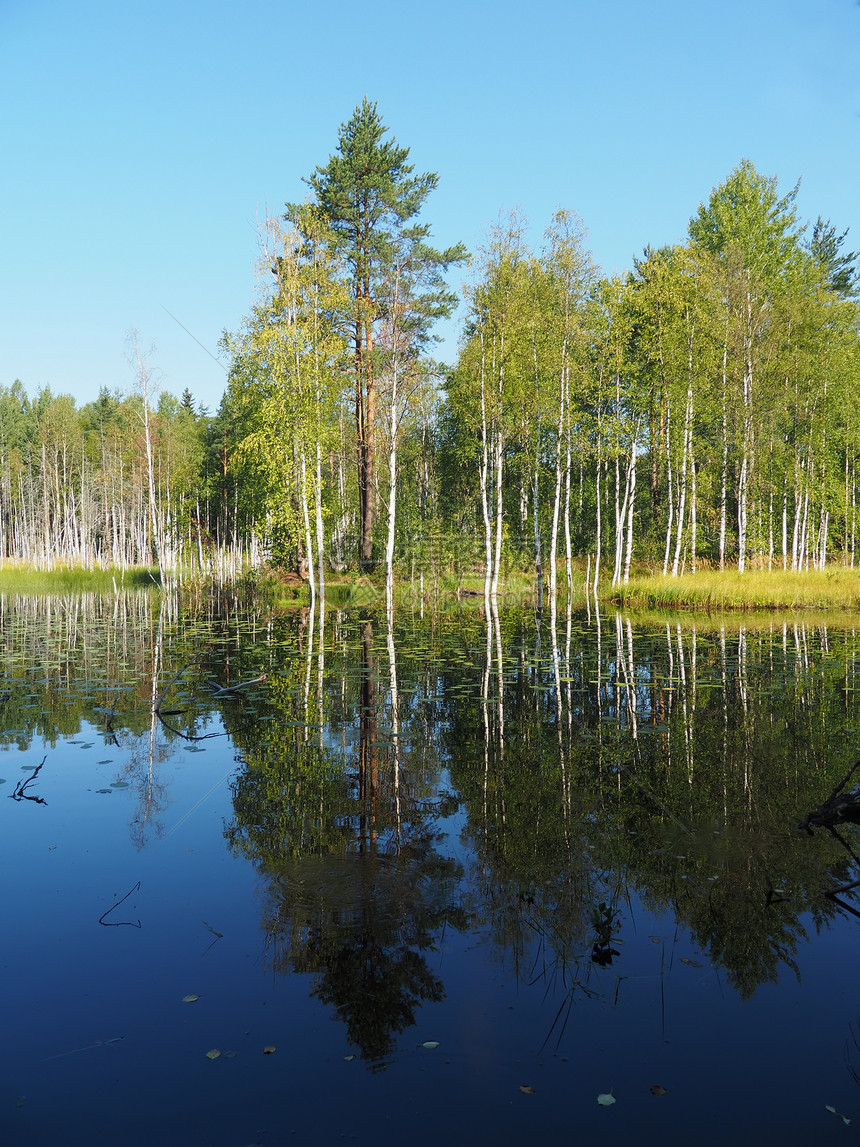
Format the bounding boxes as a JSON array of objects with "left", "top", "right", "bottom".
[{"left": 1, "top": 592, "right": 859, "bottom": 1145}]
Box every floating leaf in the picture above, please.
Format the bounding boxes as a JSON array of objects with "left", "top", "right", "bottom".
[
  {"left": 597, "top": 1092, "right": 616, "bottom": 1106},
  {"left": 110, "top": 781, "right": 129, "bottom": 789},
  {"left": 519, "top": 1085, "right": 536, "bottom": 1095},
  {"left": 95, "top": 788, "right": 112, "bottom": 794},
  {"left": 680, "top": 957, "right": 703, "bottom": 967},
  {"left": 224, "top": 1050, "right": 237, "bottom": 1059},
  {"left": 344, "top": 1055, "right": 355, "bottom": 1062},
  {"left": 422, "top": 1041, "right": 440, "bottom": 1049},
  {"left": 825, "top": 1105, "right": 851, "bottom": 1125},
  {"left": 263, "top": 1045, "right": 276, "bottom": 1054},
  {"left": 205, "top": 1049, "right": 221, "bottom": 1060},
  {"left": 650, "top": 1084, "right": 668, "bottom": 1096},
  {"left": 181, "top": 995, "right": 200, "bottom": 1003}
]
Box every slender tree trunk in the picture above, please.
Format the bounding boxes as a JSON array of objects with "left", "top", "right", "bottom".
[
  {"left": 532, "top": 324, "right": 543, "bottom": 613},
  {"left": 385, "top": 346, "right": 399, "bottom": 621},
  {"left": 719, "top": 342, "right": 728, "bottom": 570},
  {"left": 662, "top": 404, "right": 674, "bottom": 576},
  {"left": 299, "top": 449, "right": 315, "bottom": 607},
  {"left": 479, "top": 330, "right": 493, "bottom": 605},
  {"left": 490, "top": 331, "right": 505, "bottom": 602},
  {"left": 549, "top": 352, "right": 565, "bottom": 620},
  {"left": 593, "top": 433, "right": 602, "bottom": 597},
  {"left": 672, "top": 371, "right": 694, "bottom": 577}
]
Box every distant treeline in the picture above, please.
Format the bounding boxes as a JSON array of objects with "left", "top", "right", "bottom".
[{"left": 0, "top": 380, "right": 254, "bottom": 576}]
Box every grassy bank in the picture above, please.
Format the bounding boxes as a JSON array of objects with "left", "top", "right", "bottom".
[
  {"left": 3, "top": 561, "right": 860, "bottom": 615},
  {"left": 611, "top": 567, "right": 860, "bottom": 611},
  {"left": 0, "top": 564, "right": 160, "bottom": 594},
  {"left": 263, "top": 565, "right": 860, "bottom": 613}
]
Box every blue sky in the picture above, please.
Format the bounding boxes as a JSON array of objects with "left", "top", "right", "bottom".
[{"left": 1, "top": 0, "right": 858, "bottom": 414}]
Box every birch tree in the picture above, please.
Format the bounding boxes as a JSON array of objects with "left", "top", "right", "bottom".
[{"left": 689, "top": 160, "right": 805, "bottom": 572}]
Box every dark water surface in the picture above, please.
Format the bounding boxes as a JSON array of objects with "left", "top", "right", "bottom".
[{"left": 2, "top": 593, "right": 860, "bottom": 1145}]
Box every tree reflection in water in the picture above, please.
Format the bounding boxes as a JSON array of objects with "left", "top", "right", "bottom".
[
  {"left": 1, "top": 593, "right": 859, "bottom": 1076},
  {"left": 226, "top": 612, "right": 470, "bottom": 1067},
  {"left": 156, "top": 602, "right": 860, "bottom": 1058}
]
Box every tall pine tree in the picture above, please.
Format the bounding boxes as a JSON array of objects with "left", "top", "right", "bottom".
[{"left": 291, "top": 99, "right": 466, "bottom": 570}]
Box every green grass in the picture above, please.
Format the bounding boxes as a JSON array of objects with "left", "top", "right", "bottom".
[
  {"left": 611, "top": 567, "right": 860, "bottom": 612},
  {"left": 0, "top": 564, "right": 160, "bottom": 594}
]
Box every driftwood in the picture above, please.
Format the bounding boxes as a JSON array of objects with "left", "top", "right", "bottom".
[
  {"left": 99, "top": 692, "right": 120, "bottom": 746},
  {"left": 9, "top": 755, "right": 47, "bottom": 804},
  {"left": 206, "top": 674, "right": 266, "bottom": 697},
  {"left": 154, "top": 653, "right": 204, "bottom": 714},
  {"left": 800, "top": 761, "right": 860, "bottom": 912},
  {"left": 799, "top": 760, "right": 860, "bottom": 833}
]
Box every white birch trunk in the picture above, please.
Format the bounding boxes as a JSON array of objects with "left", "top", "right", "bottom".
[{"left": 299, "top": 449, "right": 315, "bottom": 609}]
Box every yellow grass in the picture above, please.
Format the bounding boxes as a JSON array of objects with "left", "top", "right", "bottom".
[{"left": 611, "top": 567, "right": 860, "bottom": 612}]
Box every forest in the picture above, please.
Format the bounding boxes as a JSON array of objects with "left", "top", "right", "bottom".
[{"left": 3, "top": 100, "right": 859, "bottom": 601}]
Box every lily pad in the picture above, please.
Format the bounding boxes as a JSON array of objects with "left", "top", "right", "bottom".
[
  {"left": 182, "top": 995, "right": 200, "bottom": 1003},
  {"left": 205, "top": 1049, "right": 221, "bottom": 1060},
  {"left": 597, "top": 1092, "right": 616, "bottom": 1106}
]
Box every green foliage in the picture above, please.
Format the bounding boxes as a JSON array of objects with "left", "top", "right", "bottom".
[{"left": 688, "top": 158, "right": 805, "bottom": 287}]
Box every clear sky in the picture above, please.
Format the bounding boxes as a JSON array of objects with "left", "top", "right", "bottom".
[{"left": 1, "top": 0, "right": 858, "bottom": 414}]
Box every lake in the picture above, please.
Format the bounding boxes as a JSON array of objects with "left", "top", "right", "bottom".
[{"left": 1, "top": 591, "right": 859, "bottom": 1145}]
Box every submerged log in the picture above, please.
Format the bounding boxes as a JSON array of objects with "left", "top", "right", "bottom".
[
  {"left": 799, "top": 790, "right": 860, "bottom": 833},
  {"left": 799, "top": 759, "right": 860, "bottom": 833}
]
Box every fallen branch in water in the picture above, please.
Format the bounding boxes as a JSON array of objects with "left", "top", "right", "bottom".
[
  {"left": 154, "top": 653, "right": 205, "bottom": 715},
  {"left": 206, "top": 674, "right": 266, "bottom": 697},
  {"left": 201, "top": 919, "right": 223, "bottom": 956},
  {"left": 104, "top": 693, "right": 119, "bottom": 746},
  {"left": 9, "top": 755, "right": 47, "bottom": 805},
  {"left": 42, "top": 1036, "right": 125, "bottom": 1062},
  {"left": 99, "top": 880, "right": 142, "bottom": 928},
  {"left": 799, "top": 759, "right": 860, "bottom": 833}
]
